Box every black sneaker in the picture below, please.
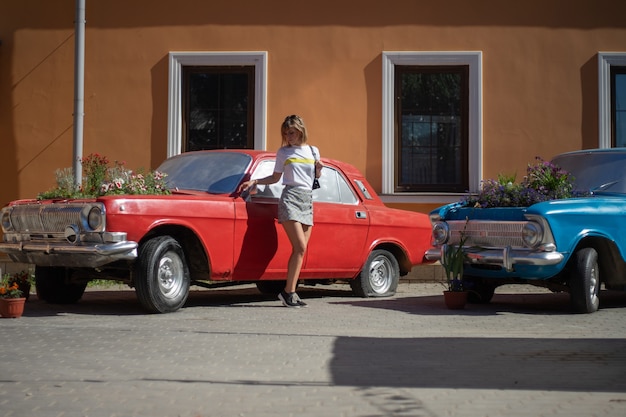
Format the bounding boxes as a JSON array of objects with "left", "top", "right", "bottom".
[
  {"left": 278, "top": 291, "right": 307, "bottom": 308},
  {"left": 292, "top": 292, "right": 308, "bottom": 308}
]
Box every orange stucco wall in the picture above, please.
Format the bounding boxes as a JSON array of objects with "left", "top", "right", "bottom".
[{"left": 2, "top": 0, "right": 626, "bottom": 214}]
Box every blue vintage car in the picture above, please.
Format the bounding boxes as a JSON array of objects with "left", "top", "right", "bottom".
[{"left": 426, "top": 148, "right": 626, "bottom": 313}]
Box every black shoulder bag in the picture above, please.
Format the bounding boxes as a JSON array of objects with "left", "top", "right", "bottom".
[{"left": 309, "top": 145, "right": 321, "bottom": 190}]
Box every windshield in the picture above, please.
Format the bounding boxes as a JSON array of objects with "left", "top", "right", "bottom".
[
  {"left": 157, "top": 152, "right": 252, "bottom": 194},
  {"left": 552, "top": 150, "right": 626, "bottom": 194}
]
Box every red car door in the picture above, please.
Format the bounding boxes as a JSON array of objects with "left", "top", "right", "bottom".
[{"left": 303, "top": 167, "right": 369, "bottom": 278}]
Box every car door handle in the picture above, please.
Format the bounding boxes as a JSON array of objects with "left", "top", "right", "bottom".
[{"left": 355, "top": 211, "right": 367, "bottom": 219}]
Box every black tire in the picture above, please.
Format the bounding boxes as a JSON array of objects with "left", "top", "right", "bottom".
[
  {"left": 256, "top": 280, "right": 287, "bottom": 295},
  {"left": 350, "top": 249, "right": 399, "bottom": 297},
  {"left": 466, "top": 279, "right": 496, "bottom": 304},
  {"left": 35, "top": 266, "right": 87, "bottom": 304},
  {"left": 569, "top": 247, "right": 600, "bottom": 313},
  {"left": 134, "top": 236, "right": 190, "bottom": 313}
]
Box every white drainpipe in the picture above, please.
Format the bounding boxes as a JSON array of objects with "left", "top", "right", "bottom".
[{"left": 73, "top": 0, "right": 86, "bottom": 186}]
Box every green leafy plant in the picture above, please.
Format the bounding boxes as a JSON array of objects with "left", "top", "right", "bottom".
[
  {"left": 82, "top": 153, "right": 110, "bottom": 196},
  {"left": 441, "top": 218, "right": 469, "bottom": 292},
  {"left": 6, "top": 270, "right": 33, "bottom": 287},
  {"left": 38, "top": 153, "right": 170, "bottom": 199}
]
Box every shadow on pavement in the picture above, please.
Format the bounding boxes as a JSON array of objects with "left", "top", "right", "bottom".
[
  {"left": 19, "top": 284, "right": 626, "bottom": 317},
  {"left": 329, "top": 336, "right": 626, "bottom": 392},
  {"left": 18, "top": 284, "right": 354, "bottom": 316},
  {"left": 20, "top": 290, "right": 146, "bottom": 317},
  {"left": 331, "top": 289, "right": 626, "bottom": 316}
]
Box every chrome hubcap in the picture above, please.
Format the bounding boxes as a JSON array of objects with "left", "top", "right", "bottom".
[
  {"left": 157, "top": 251, "right": 184, "bottom": 300},
  {"left": 369, "top": 255, "right": 392, "bottom": 294},
  {"left": 589, "top": 264, "right": 599, "bottom": 305}
]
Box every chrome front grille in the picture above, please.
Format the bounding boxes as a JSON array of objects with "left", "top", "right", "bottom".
[
  {"left": 9, "top": 204, "right": 86, "bottom": 234},
  {"left": 4, "top": 202, "right": 105, "bottom": 238},
  {"left": 447, "top": 220, "right": 527, "bottom": 248},
  {"left": 0, "top": 202, "right": 133, "bottom": 267}
]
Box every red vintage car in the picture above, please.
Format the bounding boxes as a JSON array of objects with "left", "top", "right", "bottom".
[{"left": 0, "top": 150, "right": 433, "bottom": 313}]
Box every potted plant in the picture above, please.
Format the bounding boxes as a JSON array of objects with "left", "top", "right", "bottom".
[
  {"left": 0, "top": 275, "right": 26, "bottom": 318},
  {"left": 7, "top": 270, "right": 33, "bottom": 301},
  {"left": 441, "top": 219, "right": 469, "bottom": 309}
]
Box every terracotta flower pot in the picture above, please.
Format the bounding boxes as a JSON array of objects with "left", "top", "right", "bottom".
[
  {"left": 443, "top": 290, "right": 468, "bottom": 310},
  {"left": 0, "top": 297, "right": 26, "bottom": 318}
]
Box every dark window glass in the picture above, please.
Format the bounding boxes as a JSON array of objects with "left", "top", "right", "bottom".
[
  {"left": 183, "top": 66, "right": 254, "bottom": 150},
  {"left": 395, "top": 66, "right": 469, "bottom": 193},
  {"left": 612, "top": 67, "right": 626, "bottom": 148}
]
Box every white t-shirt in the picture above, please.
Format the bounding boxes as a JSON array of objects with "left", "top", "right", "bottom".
[{"left": 274, "top": 145, "right": 320, "bottom": 189}]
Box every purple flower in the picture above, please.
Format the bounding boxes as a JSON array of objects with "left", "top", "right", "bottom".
[{"left": 464, "top": 156, "right": 577, "bottom": 208}]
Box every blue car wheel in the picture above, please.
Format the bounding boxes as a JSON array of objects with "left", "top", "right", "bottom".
[{"left": 569, "top": 247, "right": 600, "bottom": 313}]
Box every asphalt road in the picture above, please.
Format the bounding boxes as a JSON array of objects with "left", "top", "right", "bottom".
[{"left": 2, "top": 282, "right": 626, "bottom": 417}]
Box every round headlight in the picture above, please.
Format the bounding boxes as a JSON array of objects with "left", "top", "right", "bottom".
[
  {"left": 87, "top": 206, "right": 103, "bottom": 230},
  {"left": 1, "top": 209, "right": 12, "bottom": 232},
  {"left": 522, "top": 221, "right": 543, "bottom": 248},
  {"left": 432, "top": 222, "right": 449, "bottom": 246}
]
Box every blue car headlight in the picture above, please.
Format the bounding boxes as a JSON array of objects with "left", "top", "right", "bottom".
[
  {"left": 522, "top": 221, "right": 543, "bottom": 248},
  {"left": 432, "top": 222, "right": 449, "bottom": 246},
  {"left": 1, "top": 208, "right": 13, "bottom": 232}
]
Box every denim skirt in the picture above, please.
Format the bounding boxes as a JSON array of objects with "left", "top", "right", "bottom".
[{"left": 278, "top": 186, "right": 314, "bottom": 226}]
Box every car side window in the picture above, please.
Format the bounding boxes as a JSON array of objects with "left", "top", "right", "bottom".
[
  {"left": 251, "top": 160, "right": 283, "bottom": 198},
  {"left": 313, "top": 167, "right": 358, "bottom": 205},
  {"left": 354, "top": 179, "right": 373, "bottom": 200},
  {"left": 251, "top": 162, "right": 357, "bottom": 204}
]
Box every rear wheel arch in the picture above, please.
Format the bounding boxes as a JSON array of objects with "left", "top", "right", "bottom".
[{"left": 369, "top": 242, "right": 411, "bottom": 276}]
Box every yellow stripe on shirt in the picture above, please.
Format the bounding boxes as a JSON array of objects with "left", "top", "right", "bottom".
[{"left": 284, "top": 157, "right": 315, "bottom": 166}]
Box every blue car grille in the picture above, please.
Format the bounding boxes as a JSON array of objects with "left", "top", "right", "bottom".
[{"left": 447, "top": 220, "right": 526, "bottom": 248}]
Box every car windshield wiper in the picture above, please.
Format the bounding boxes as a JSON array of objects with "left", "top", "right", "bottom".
[{"left": 590, "top": 180, "right": 620, "bottom": 194}]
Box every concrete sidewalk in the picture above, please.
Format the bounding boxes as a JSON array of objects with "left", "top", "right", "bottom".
[{"left": 1, "top": 282, "right": 626, "bottom": 417}]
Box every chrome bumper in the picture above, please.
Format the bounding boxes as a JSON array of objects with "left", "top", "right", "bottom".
[
  {"left": 425, "top": 245, "right": 565, "bottom": 272},
  {"left": 0, "top": 240, "right": 138, "bottom": 268}
]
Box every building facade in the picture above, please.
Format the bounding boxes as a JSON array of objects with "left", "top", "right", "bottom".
[{"left": 1, "top": 0, "right": 626, "bottom": 216}]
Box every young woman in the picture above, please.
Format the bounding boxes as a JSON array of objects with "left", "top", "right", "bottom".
[{"left": 239, "top": 115, "right": 323, "bottom": 308}]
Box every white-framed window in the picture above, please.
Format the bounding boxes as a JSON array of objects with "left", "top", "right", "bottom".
[
  {"left": 598, "top": 52, "right": 626, "bottom": 148},
  {"left": 381, "top": 52, "right": 482, "bottom": 203},
  {"left": 167, "top": 52, "right": 268, "bottom": 157}
]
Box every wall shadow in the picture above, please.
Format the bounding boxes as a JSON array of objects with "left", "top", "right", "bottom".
[
  {"left": 581, "top": 55, "right": 599, "bottom": 149},
  {"left": 150, "top": 54, "right": 170, "bottom": 168},
  {"left": 364, "top": 55, "right": 382, "bottom": 185},
  {"left": 0, "top": 31, "right": 18, "bottom": 205}
]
